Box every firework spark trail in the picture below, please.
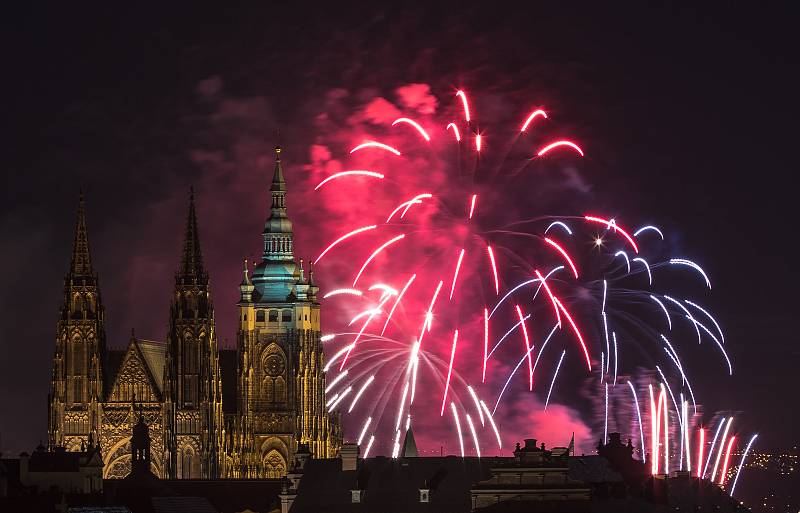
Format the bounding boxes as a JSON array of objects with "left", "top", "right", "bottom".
[
  {"left": 447, "top": 123, "right": 461, "bottom": 141},
  {"left": 489, "top": 314, "right": 532, "bottom": 358},
  {"left": 325, "top": 370, "right": 348, "bottom": 393},
  {"left": 555, "top": 298, "right": 592, "bottom": 370},
  {"left": 451, "top": 402, "right": 465, "bottom": 457},
  {"left": 530, "top": 324, "right": 562, "bottom": 381},
  {"left": 697, "top": 428, "right": 705, "bottom": 478},
  {"left": 466, "top": 414, "right": 481, "bottom": 458},
  {"left": 537, "top": 140, "right": 585, "bottom": 157},
  {"left": 633, "top": 257, "right": 652, "bottom": 285},
  {"left": 352, "top": 234, "right": 406, "bottom": 287},
  {"left": 449, "top": 249, "right": 466, "bottom": 300},
  {"left": 357, "top": 417, "right": 372, "bottom": 445},
  {"left": 315, "top": 225, "right": 377, "bottom": 264},
  {"left": 687, "top": 317, "right": 734, "bottom": 375},
  {"left": 395, "top": 381, "right": 410, "bottom": 431},
  {"left": 350, "top": 140, "right": 401, "bottom": 155},
  {"left": 711, "top": 417, "right": 734, "bottom": 482},
  {"left": 649, "top": 384, "right": 658, "bottom": 474},
  {"left": 703, "top": 417, "right": 727, "bottom": 479},
  {"left": 650, "top": 295, "right": 672, "bottom": 330},
  {"left": 487, "top": 246, "right": 500, "bottom": 294},
  {"left": 440, "top": 330, "right": 459, "bottom": 416},
  {"left": 584, "top": 216, "right": 639, "bottom": 253},
  {"left": 634, "top": 225, "right": 665, "bottom": 239},
  {"left": 493, "top": 333, "right": 540, "bottom": 414},
  {"left": 534, "top": 269, "right": 562, "bottom": 325},
  {"left": 490, "top": 278, "right": 538, "bottom": 318},
  {"left": 612, "top": 332, "right": 618, "bottom": 386},
  {"left": 604, "top": 383, "right": 609, "bottom": 443},
  {"left": 544, "top": 237, "right": 579, "bottom": 278},
  {"left": 418, "top": 280, "right": 444, "bottom": 346},
  {"left": 685, "top": 299, "right": 725, "bottom": 343},
  {"left": 324, "top": 288, "right": 363, "bottom": 299},
  {"left": 656, "top": 366, "right": 683, "bottom": 431},
  {"left": 683, "top": 399, "right": 692, "bottom": 472},
  {"left": 520, "top": 109, "right": 548, "bottom": 132},
  {"left": 329, "top": 386, "right": 352, "bottom": 410},
  {"left": 730, "top": 434, "right": 758, "bottom": 496},
  {"left": 380, "top": 274, "right": 416, "bottom": 336},
  {"left": 480, "top": 400, "right": 502, "bottom": 449},
  {"left": 515, "top": 305, "right": 534, "bottom": 390},
  {"left": 720, "top": 436, "right": 737, "bottom": 485},
  {"left": 614, "top": 251, "right": 631, "bottom": 273},
  {"left": 662, "top": 295, "right": 702, "bottom": 343},
  {"left": 392, "top": 117, "right": 431, "bottom": 141},
  {"left": 662, "top": 384, "right": 670, "bottom": 474},
  {"left": 349, "top": 375, "right": 376, "bottom": 413},
  {"left": 363, "top": 435, "right": 376, "bottom": 457},
  {"left": 544, "top": 350, "right": 566, "bottom": 410},
  {"left": 627, "top": 381, "right": 645, "bottom": 459},
  {"left": 315, "top": 170, "right": 384, "bottom": 190},
  {"left": 545, "top": 220, "right": 572, "bottom": 235},
  {"left": 467, "top": 385, "right": 485, "bottom": 426},
  {"left": 455, "top": 90, "right": 471, "bottom": 121},
  {"left": 468, "top": 194, "right": 477, "bottom": 219},
  {"left": 669, "top": 259, "right": 711, "bottom": 289},
  {"left": 482, "top": 308, "right": 489, "bottom": 382}
]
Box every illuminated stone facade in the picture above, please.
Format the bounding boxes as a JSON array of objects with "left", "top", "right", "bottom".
[{"left": 47, "top": 149, "right": 341, "bottom": 479}]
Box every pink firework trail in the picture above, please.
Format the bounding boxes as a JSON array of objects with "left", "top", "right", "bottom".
[{"left": 311, "top": 86, "right": 747, "bottom": 462}]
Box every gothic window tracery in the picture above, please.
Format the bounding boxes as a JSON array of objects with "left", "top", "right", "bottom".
[{"left": 263, "top": 449, "right": 286, "bottom": 478}]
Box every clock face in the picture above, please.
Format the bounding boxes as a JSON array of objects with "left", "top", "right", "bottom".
[{"left": 264, "top": 354, "right": 285, "bottom": 377}]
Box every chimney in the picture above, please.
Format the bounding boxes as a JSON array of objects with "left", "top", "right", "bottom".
[{"left": 341, "top": 443, "right": 359, "bottom": 471}]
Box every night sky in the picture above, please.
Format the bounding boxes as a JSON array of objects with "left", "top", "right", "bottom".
[{"left": 1, "top": 0, "right": 798, "bottom": 494}]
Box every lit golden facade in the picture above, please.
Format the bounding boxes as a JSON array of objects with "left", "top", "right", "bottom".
[{"left": 47, "top": 150, "right": 341, "bottom": 479}]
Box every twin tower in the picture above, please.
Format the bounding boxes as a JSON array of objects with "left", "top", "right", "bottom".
[{"left": 47, "top": 148, "right": 341, "bottom": 479}]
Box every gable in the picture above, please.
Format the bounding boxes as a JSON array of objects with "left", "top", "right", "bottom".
[{"left": 108, "top": 339, "right": 164, "bottom": 402}]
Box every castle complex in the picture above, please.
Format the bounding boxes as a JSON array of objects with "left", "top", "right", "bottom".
[{"left": 46, "top": 147, "right": 341, "bottom": 479}]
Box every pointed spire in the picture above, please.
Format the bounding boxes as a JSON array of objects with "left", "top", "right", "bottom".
[
  {"left": 179, "top": 188, "right": 206, "bottom": 281},
  {"left": 401, "top": 426, "right": 418, "bottom": 457},
  {"left": 69, "top": 191, "right": 94, "bottom": 277},
  {"left": 262, "top": 145, "right": 294, "bottom": 261}
]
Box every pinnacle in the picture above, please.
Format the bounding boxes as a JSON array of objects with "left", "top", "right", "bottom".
[
  {"left": 69, "top": 192, "right": 94, "bottom": 277},
  {"left": 179, "top": 189, "right": 206, "bottom": 280}
]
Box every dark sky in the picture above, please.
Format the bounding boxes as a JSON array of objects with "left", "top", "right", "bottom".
[{"left": 1, "top": 0, "right": 798, "bottom": 468}]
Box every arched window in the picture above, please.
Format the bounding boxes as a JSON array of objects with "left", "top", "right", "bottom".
[
  {"left": 274, "top": 377, "right": 287, "bottom": 404},
  {"left": 281, "top": 310, "right": 292, "bottom": 323},
  {"left": 263, "top": 450, "right": 286, "bottom": 478},
  {"left": 256, "top": 310, "right": 266, "bottom": 323},
  {"left": 268, "top": 310, "right": 278, "bottom": 322},
  {"left": 181, "top": 449, "right": 193, "bottom": 479}
]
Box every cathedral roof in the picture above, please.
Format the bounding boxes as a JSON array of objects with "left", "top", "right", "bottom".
[{"left": 107, "top": 337, "right": 166, "bottom": 401}]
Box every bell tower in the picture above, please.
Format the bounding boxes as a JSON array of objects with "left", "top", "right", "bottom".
[
  {"left": 230, "top": 147, "right": 340, "bottom": 478},
  {"left": 48, "top": 193, "right": 106, "bottom": 450},
  {"left": 163, "top": 190, "right": 224, "bottom": 478}
]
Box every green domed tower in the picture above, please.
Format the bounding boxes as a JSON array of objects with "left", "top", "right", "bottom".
[{"left": 227, "top": 147, "right": 341, "bottom": 478}]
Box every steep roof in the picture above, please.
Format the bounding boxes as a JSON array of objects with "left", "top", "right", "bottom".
[{"left": 107, "top": 337, "right": 166, "bottom": 401}]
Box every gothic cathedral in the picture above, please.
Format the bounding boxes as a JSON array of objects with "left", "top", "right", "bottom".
[{"left": 47, "top": 148, "right": 341, "bottom": 479}]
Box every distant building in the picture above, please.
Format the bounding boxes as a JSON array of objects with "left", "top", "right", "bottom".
[{"left": 46, "top": 147, "right": 340, "bottom": 479}]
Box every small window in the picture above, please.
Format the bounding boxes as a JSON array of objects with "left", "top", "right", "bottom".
[
  {"left": 304, "top": 314, "right": 308, "bottom": 321},
  {"left": 282, "top": 310, "right": 292, "bottom": 322},
  {"left": 269, "top": 310, "right": 278, "bottom": 322},
  {"left": 256, "top": 310, "right": 266, "bottom": 323}
]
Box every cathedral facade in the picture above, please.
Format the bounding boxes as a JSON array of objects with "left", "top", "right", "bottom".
[{"left": 47, "top": 148, "right": 341, "bottom": 479}]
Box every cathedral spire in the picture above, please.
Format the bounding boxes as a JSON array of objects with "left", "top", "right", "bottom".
[
  {"left": 262, "top": 146, "right": 294, "bottom": 261},
  {"left": 69, "top": 191, "right": 94, "bottom": 278},
  {"left": 179, "top": 188, "right": 206, "bottom": 282}
]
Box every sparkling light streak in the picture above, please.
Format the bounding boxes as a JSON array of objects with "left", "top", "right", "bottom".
[
  {"left": 451, "top": 402, "right": 465, "bottom": 457},
  {"left": 685, "top": 299, "right": 725, "bottom": 343},
  {"left": 633, "top": 225, "right": 664, "bottom": 239},
  {"left": 323, "top": 288, "right": 363, "bottom": 299},
  {"left": 352, "top": 234, "right": 406, "bottom": 286},
  {"left": 482, "top": 308, "right": 489, "bottom": 382},
  {"left": 544, "top": 237, "right": 579, "bottom": 278},
  {"left": 537, "top": 140, "right": 584, "bottom": 157},
  {"left": 545, "top": 220, "right": 573, "bottom": 235},
  {"left": 475, "top": 133, "right": 482, "bottom": 152},
  {"left": 350, "top": 140, "right": 401, "bottom": 155},
  {"left": 697, "top": 428, "right": 705, "bottom": 478},
  {"left": 520, "top": 109, "right": 548, "bottom": 132},
  {"left": 545, "top": 350, "right": 566, "bottom": 410},
  {"left": 487, "top": 246, "right": 500, "bottom": 294},
  {"left": 703, "top": 417, "right": 727, "bottom": 479},
  {"left": 633, "top": 257, "right": 652, "bottom": 285},
  {"left": 669, "top": 259, "right": 711, "bottom": 289},
  {"left": 466, "top": 414, "right": 481, "bottom": 458},
  {"left": 711, "top": 417, "right": 733, "bottom": 482},
  {"left": 315, "top": 170, "right": 384, "bottom": 190},
  {"left": 328, "top": 386, "right": 352, "bottom": 411},
  {"left": 363, "top": 435, "right": 375, "bottom": 457},
  {"left": 315, "top": 225, "right": 377, "bottom": 264},
  {"left": 480, "top": 400, "right": 502, "bottom": 449},
  {"left": 446, "top": 122, "right": 462, "bottom": 141},
  {"left": 449, "top": 249, "right": 466, "bottom": 300},
  {"left": 468, "top": 194, "right": 477, "bottom": 219},
  {"left": 730, "top": 434, "right": 758, "bottom": 496},
  {"left": 584, "top": 216, "right": 639, "bottom": 253},
  {"left": 614, "top": 250, "right": 631, "bottom": 273},
  {"left": 324, "top": 343, "right": 355, "bottom": 372},
  {"left": 515, "top": 305, "right": 534, "bottom": 390},
  {"left": 349, "top": 375, "right": 375, "bottom": 413},
  {"left": 320, "top": 334, "right": 335, "bottom": 342},
  {"left": 392, "top": 117, "right": 431, "bottom": 141},
  {"left": 554, "top": 298, "right": 592, "bottom": 371},
  {"left": 396, "top": 381, "right": 410, "bottom": 431},
  {"left": 467, "top": 385, "right": 485, "bottom": 426},
  {"left": 627, "top": 381, "right": 645, "bottom": 458},
  {"left": 380, "top": 274, "right": 416, "bottom": 336},
  {"left": 325, "top": 370, "right": 348, "bottom": 393},
  {"left": 650, "top": 295, "right": 672, "bottom": 330},
  {"left": 440, "top": 330, "right": 459, "bottom": 416},
  {"left": 357, "top": 416, "right": 372, "bottom": 445},
  {"left": 455, "top": 90, "right": 471, "bottom": 122},
  {"left": 719, "top": 436, "right": 736, "bottom": 485}
]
